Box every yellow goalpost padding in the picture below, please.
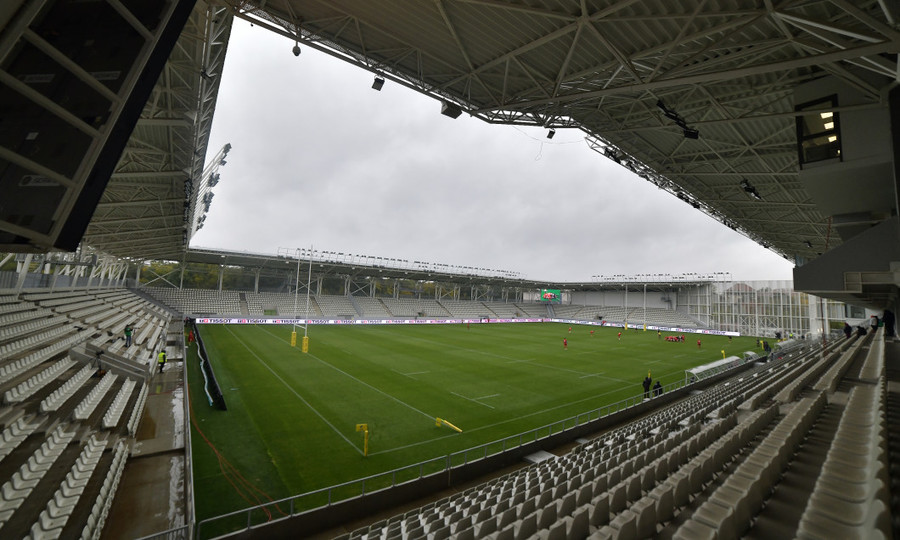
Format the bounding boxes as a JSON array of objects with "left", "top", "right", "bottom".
[
  {"left": 435, "top": 417, "right": 463, "bottom": 433},
  {"left": 290, "top": 331, "right": 297, "bottom": 347},
  {"left": 356, "top": 423, "right": 369, "bottom": 456},
  {"left": 301, "top": 336, "right": 309, "bottom": 353}
]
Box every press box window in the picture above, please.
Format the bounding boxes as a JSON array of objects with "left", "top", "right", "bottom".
[{"left": 796, "top": 95, "right": 841, "bottom": 166}]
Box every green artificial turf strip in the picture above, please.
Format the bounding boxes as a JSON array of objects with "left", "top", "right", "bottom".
[{"left": 187, "top": 322, "right": 761, "bottom": 524}]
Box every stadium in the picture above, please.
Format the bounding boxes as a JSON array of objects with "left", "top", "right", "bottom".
[{"left": 0, "top": 2, "right": 898, "bottom": 540}]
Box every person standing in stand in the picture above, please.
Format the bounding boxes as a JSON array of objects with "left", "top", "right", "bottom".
[
  {"left": 157, "top": 350, "right": 167, "bottom": 373},
  {"left": 642, "top": 372, "right": 652, "bottom": 399},
  {"left": 124, "top": 324, "right": 133, "bottom": 347},
  {"left": 883, "top": 310, "right": 895, "bottom": 338}
]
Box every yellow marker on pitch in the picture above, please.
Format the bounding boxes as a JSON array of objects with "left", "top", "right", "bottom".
[
  {"left": 435, "top": 417, "right": 463, "bottom": 433},
  {"left": 356, "top": 423, "right": 369, "bottom": 456}
]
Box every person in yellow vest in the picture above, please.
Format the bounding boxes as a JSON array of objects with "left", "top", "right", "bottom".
[{"left": 157, "top": 350, "right": 167, "bottom": 373}]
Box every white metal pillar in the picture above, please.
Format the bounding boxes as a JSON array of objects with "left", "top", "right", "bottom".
[
  {"left": 15, "top": 254, "right": 32, "bottom": 290},
  {"left": 643, "top": 283, "right": 647, "bottom": 328}
]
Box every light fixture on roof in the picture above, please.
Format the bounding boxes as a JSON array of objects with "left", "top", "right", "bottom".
[
  {"left": 658, "top": 99, "right": 700, "bottom": 139},
  {"left": 740, "top": 179, "right": 762, "bottom": 200},
  {"left": 372, "top": 76, "right": 385, "bottom": 91},
  {"left": 440, "top": 101, "right": 462, "bottom": 118},
  {"left": 547, "top": 128, "right": 556, "bottom": 139},
  {"left": 804, "top": 240, "right": 813, "bottom": 248}
]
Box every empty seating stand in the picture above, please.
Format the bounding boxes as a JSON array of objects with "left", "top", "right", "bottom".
[
  {"left": 796, "top": 382, "right": 891, "bottom": 539},
  {"left": 3, "top": 357, "right": 75, "bottom": 404},
  {"left": 0, "top": 289, "right": 157, "bottom": 539},
  {"left": 0, "top": 414, "right": 41, "bottom": 461},
  {"left": 30, "top": 435, "right": 107, "bottom": 538},
  {"left": 338, "top": 334, "right": 892, "bottom": 540},
  {"left": 0, "top": 424, "right": 76, "bottom": 527}
]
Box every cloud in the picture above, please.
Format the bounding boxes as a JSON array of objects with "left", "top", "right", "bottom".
[{"left": 194, "top": 19, "right": 795, "bottom": 283}]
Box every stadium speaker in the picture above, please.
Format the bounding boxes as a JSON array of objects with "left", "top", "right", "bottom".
[
  {"left": 683, "top": 127, "right": 700, "bottom": 139},
  {"left": 441, "top": 101, "right": 462, "bottom": 118},
  {"left": 372, "top": 76, "right": 384, "bottom": 91}
]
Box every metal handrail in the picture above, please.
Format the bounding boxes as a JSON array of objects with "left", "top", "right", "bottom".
[{"left": 195, "top": 377, "right": 689, "bottom": 539}]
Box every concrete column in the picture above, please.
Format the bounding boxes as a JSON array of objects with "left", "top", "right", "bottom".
[{"left": 15, "top": 254, "right": 32, "bottom": 290}]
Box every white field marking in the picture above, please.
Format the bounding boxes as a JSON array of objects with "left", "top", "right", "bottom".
[
  {"left": 401, "top": 333, "right": 527, "bottom": 363},
  {"left": 505, "top": 358, "right": 535, "bottom": 364},
  {"left": 475, "top": 394, "right": 500, "bottom": 400},
  {"left": 522, "top": 360, "right": 592, "bottom": 377},
  {"left": 367, "top": 384, "right": 634, "bottom": 456},
  {"left": 224, "top": 326, "right": 362, "bottom": 455},
  {"left": 579, "top": 373, "right": 630, "bottom": 383},
  {"left": 390, "top": 369, "right": 430, "bottom": 378},
  {"left": 451, "top": 391, "right": 495, "bottom": 409},
  {"left": 647, "top": 358, "right": 673, "bottom": 366},
  {"left": 260, "top": 326, "right": 434, "bottom": 420}
]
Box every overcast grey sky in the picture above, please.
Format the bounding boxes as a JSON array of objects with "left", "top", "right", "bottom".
[{"left": 194, "top": 19, "right": 795, "bottom": 283}]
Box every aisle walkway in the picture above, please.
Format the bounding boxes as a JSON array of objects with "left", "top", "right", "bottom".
[{"left": 103, "top": 355, "right": 187, "bottom": 539}]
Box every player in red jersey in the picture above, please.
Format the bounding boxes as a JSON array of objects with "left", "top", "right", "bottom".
[
  {"left": 590, "top": 329, "right": 594, "bottom": 337},
  {"left": 697, "top": 338, "right": 702, "bottom": 348},
  {"left": 563, "top": 338, "right": 568, "bottom": 350},
  {"left": 617, "top": 332, "right": 622, "bottom": 340}
]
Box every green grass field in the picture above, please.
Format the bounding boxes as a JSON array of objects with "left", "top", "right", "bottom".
[{"left": 186, "top": 322, "right": 760, "bottom": 526}]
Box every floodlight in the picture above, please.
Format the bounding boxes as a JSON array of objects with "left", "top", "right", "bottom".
[
  {"left": 292, "top": 44, "right": 301, "bottom": 56},
  {"left": 372, "top": 76, "right": 385, "bottom": 91},
  {"left": 547, "top": 128, "right": 556, "bottom": 139},
  {"left": 440, "top": 101, "right": 462, "bottom": 118}
]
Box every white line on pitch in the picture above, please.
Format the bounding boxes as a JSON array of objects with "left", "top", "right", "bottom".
[
  {"left": 451, "top": 391, "right": 495, "bottom": 409},
  {"left": 475, "top": 394, "right": 500, "bottom": 400},
  {"left": 391, "top": 369, "right": 430, "bottom": 378},
  {"left": 368, "top": 384, "right": 632, "bottom": 456},
  {"left": 523, "top": 360, "right": 591, "bottom": 377},
  {"left": 260, "top": 326, "right": 434, "bottom": 420},
  {"left": 224, "top": 326, "right": 363, "bottom": 455}
]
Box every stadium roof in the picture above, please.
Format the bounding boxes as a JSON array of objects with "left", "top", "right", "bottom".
[
  {"left": 0, "top": 1, "right": 230, "bottom": 260},
  {"left": 1, "top": 1, "right": 898, "bottom": 307},
  {"left": 180, "top": 246, "right": 722, "bottom": 291}
]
